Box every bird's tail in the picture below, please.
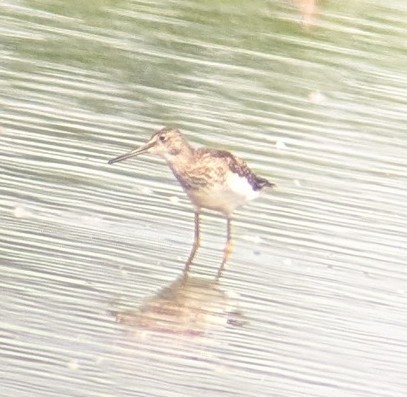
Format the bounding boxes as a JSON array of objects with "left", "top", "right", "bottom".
[{"left": 255, "top": 177, "right": 276, "bottom": 190}]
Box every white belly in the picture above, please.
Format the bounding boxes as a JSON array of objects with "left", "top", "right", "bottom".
[{"left": 186, "top": 172, "right": 259, "bottom": 215}]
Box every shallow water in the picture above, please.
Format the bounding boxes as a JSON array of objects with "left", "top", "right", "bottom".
[{"left": 1, "top": 0, "right": 407, "bottom": 396}]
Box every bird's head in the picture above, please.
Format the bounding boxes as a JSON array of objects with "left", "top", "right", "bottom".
[{"left": 108, "top": 127, "right": 189, "bottom": 164}]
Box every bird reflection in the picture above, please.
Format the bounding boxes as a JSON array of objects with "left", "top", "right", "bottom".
[{"left": 114, "top": 272, "right": 245, "bottom": 337}]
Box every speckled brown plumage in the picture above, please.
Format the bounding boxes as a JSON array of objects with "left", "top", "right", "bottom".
[
  {"left": 200, "top": 149, "right": 275, "bottom": 191},
  {"left": 108, "top": 127, "right": 275, "bottom": 277}
]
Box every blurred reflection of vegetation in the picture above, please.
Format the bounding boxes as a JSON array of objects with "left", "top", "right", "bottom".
[{"left": 2, "top": 0, "right": 405, "bottom": 126}]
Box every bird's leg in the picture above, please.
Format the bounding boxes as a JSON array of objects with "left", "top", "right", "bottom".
[
  {"left": 217, "top": 217, "right": 233, "bottom": 279},
  {"left": 184, "top": 211, "right": 201, "bottom": 273}
]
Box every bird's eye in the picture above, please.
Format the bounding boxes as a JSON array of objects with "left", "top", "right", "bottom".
[{"left": 159, "top": 135, "right": 166, "bottom": 142}]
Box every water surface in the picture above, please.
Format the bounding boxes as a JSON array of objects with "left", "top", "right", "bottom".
[{"left": 1, "top": 1, "right": 407, "bottom": 396}]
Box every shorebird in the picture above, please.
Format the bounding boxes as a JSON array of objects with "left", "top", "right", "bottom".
[{"left": 108, "top": 127, "right": 274, "bottom": 277}]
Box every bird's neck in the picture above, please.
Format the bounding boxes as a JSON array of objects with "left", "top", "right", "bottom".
[{"left": 163, "top": 146, "right": 196, "bottom": 189}]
